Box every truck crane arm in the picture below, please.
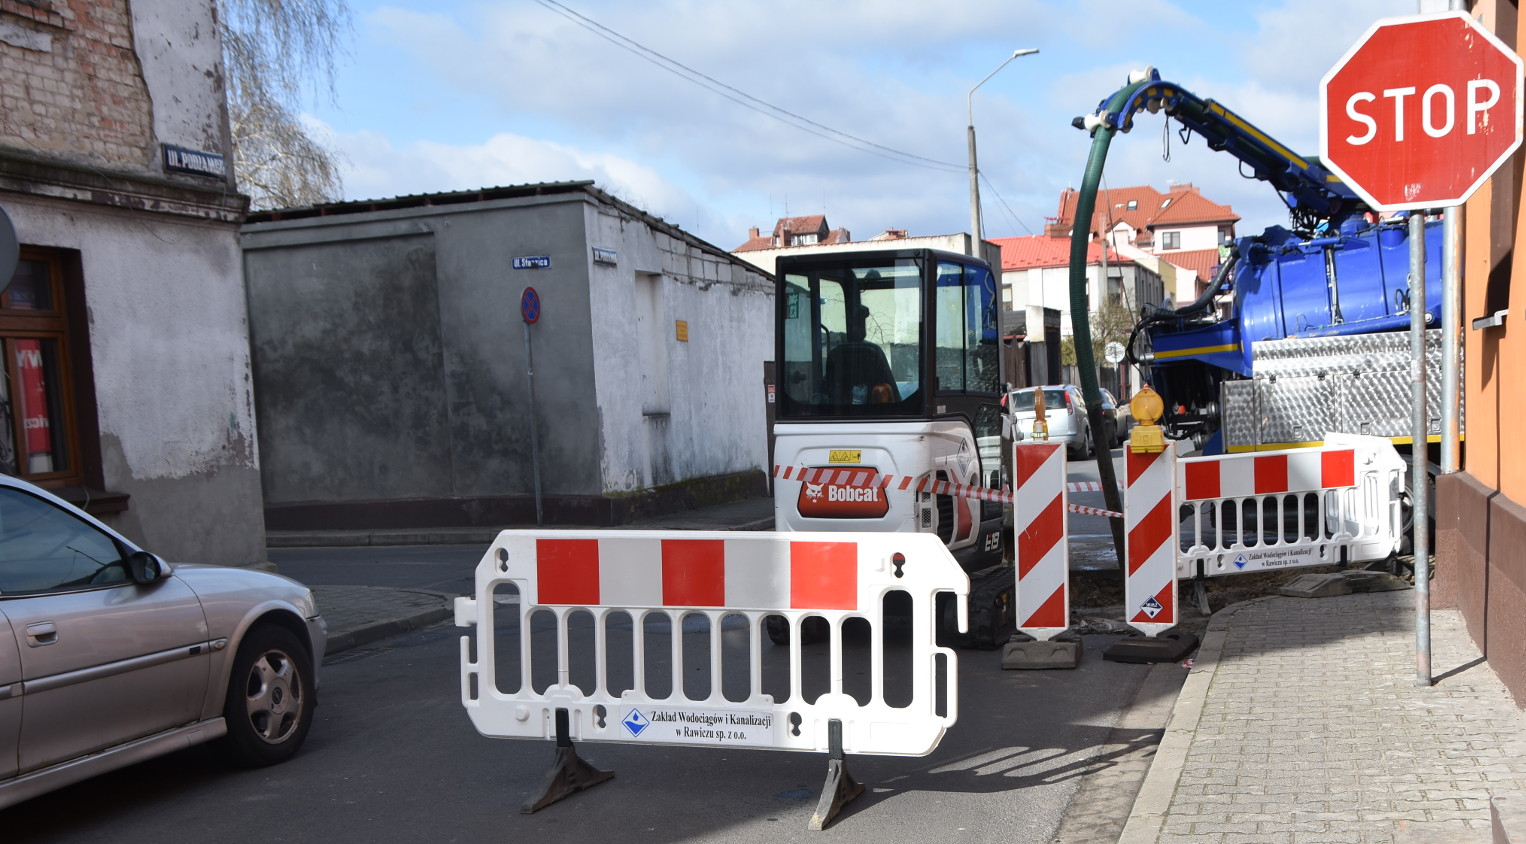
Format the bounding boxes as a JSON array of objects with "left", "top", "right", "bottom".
[{"left": 1075, "top": 68, "right": 1368, "bottom": 230}]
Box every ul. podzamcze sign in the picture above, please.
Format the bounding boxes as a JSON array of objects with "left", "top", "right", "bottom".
[{"left": 1320, "top": 11, "right": 1524, "bottom": 210}]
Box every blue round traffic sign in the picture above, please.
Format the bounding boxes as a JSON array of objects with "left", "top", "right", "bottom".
[{"left": 520, "top": 286, "right": 541, "bottom": 324}]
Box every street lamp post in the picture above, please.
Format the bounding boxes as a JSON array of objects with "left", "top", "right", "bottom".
[{"left": 968, "top": 48, "right": 1038, "bottom": 257}]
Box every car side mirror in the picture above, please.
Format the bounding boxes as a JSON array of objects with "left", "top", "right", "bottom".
[{"left": 126, "top": 551, "right": 165, "bottom": 585}]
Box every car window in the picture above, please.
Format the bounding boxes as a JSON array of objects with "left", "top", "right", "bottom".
[
  {"left": 0, "top": 487, "right": 130, "bottom": 594},
  {"left": 1007, "top": 388, "right": 1067, "bottom": 412}
]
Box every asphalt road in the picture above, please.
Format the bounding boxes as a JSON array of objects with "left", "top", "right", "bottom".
[{"left": 5, "top": 538, "right": 1184, "bottom": 843}]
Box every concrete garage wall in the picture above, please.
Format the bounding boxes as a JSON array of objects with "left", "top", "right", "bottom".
[
  {"left": 247, "top": 233, "right": 452, "bottom": 503},
  {"left": 587, "top": 207, "right": 773, "bottom": 496},
  {"left": 244, "top": 184, "right": 771, "bottom": 531}
]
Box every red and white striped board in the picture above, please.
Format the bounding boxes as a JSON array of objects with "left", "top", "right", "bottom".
[
  {"left": 772, "top": 464, "right": 1122, "bottom": 518},
  {"left": 1013, "top": 442, "right": 1069, "bottom": 640},
  {"left": 1178, "top": 448, "right": 1356, "bottom": 501},
  {"left": 1124, "top": 442, "right": 1180, "bottom": 636},
  {"left": 529, "top": 535, "right": 859, "bottom": 611}
]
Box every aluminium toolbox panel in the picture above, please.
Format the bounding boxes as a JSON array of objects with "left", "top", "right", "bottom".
[{"left": 1221, "top": 329, "right": 1455, "bottom": 451}]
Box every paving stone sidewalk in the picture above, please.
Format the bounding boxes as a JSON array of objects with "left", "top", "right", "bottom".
[{"left": 1121, "top": 590, "right": 1526, "bottom": 843}]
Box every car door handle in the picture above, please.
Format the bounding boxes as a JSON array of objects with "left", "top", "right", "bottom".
[{"left": 25, "top": 621, "right": 58, "bottom": 647}]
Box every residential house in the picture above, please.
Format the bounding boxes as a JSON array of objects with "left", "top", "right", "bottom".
[
  {"left": 0, "top": 0, "right": 263, "bottom": 564},
  {"left": 1047, "top": 182, "right": 1238, "bottom": 305},
  {"left": 990, "top": 234, "right": 1165, "bottom": 394},
  {"left": 242, "top": 181, "right": 774, "bottom": 532}
]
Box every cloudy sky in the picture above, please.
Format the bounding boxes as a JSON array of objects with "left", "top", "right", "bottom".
[{"left": 303, "top": 0, "right": 1444, "bottom": 251}]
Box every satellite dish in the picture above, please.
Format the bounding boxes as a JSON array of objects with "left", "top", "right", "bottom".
[{"left": 0, "top": 204, "right": 16, "bottom": 295}]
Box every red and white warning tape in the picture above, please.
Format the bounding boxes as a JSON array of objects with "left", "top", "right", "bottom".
[{"left": 771, "top": 465, "right": 1123, "bottom": 519}]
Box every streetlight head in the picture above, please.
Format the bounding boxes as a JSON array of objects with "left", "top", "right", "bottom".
[{"left": 1012, "top": 48, "right": 1040, "bottom": 58}]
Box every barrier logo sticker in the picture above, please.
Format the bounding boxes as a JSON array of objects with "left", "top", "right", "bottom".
[
  {"left": 1139, "top": 596, "right": 1163, "bottom": 619},
  {"left": 622, "top": 708, "right": 651, "bottom": 738},
  {"left": 1233, "top": 554, "right": 1249, "bottom": 570}
]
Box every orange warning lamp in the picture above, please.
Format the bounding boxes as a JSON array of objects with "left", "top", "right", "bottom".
[
  {"left": 1129, "top": 386, "right": 1165, "bottom": 454},
  {"left": 1031, "top": 388, "right": 1049, "bottom": 441}
]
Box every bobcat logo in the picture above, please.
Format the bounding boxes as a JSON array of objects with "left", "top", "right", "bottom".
[{"left": 804, "top": 482, "right": 825, "bottom": 501}]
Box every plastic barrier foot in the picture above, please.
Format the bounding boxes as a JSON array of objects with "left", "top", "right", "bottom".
[
  {"left": 1001, "top": 631, "right": 1082, "bottom": 670},
  {"left": 808, "top": 720, "right": 864, "bottom": 831},
  {"left": 1193, "top": 577, "right": 1212, "bottom": 616},
  {"left": 520, "top": 709, "right": 614, "bottom": 814},
  {"left": 1103, "top": 630, "right": 1200, "bottom": 664}
]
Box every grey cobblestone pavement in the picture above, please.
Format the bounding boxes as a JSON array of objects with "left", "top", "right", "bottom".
[{"left": 1120, "top": 590, "right": 1526, "bottom": 843}]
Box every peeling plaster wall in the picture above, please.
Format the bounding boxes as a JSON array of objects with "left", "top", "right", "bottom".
[
  {"left": 587, "top": 205, "right": 773, "bottom": 494},
  {"left": 130, "top": 0, "right": 234, "bottom": 169},
  {"left": 4, "top": 193, "right": 262, "bottom": 564}
]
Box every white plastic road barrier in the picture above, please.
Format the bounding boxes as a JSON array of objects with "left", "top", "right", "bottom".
[
  {"left": 1124, "top": 441, "right": 1180, "bottom": 636},
  {"left": 1175, "top": 433, "right": 1403, "bottom": 578},
  {"left": 456, "top": 530, "right": 968, "bottom": 757},
  {"left": 1013, "top": 442, "right": 1069, "bottom": 640}
]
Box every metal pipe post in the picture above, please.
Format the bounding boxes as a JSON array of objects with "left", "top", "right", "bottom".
[
  {"left": 1409, "top": 212, "right": 1431, "bottom": 686},
  {"left": 967, "top": 124, "right": 981, "bottom": 256},
  {"left": 1441, "top": 207, "right": 1461, "bottom": 473}
]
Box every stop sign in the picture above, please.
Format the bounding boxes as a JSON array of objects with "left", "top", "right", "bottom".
[{"left": 1321, "top": 11, "right": 1524, "bottom": 211}]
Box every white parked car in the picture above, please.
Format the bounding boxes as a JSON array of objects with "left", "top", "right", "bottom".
[{"left": 0, "top": 474, "right": 326, "bottom": 810}]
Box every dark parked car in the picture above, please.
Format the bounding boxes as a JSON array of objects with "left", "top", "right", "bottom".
[{"left": 0, "top": 474, "right": 326, "bottom": 810}]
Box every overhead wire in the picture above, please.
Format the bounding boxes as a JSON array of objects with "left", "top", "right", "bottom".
[{"left": 534, "top": 0, "right": 965, "bottom": 174}]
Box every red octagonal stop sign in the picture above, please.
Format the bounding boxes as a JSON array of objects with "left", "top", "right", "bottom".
[{"left": 1321, "top": 12, "right": 1524, "bottom": 211}]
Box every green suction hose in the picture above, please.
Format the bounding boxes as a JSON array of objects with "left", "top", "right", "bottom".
[{"left": 1069, "top": 75, "right": 1153, "bottom": 571}]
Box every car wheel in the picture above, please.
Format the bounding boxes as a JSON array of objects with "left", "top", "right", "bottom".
[{"left": 218, "top": 624, "right": 315, "bottom": 768}]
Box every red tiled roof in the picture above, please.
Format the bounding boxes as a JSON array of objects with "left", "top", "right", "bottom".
[
  {"left": 733, "top": 216, "right": 850, "bottom": 251},
  {"left": 1050, "top": 183, "right": 1238, "bottom": 241},
  {"left": 989, "top": 235, "right": 1115, "bottom": 271},
  {"left": 733, "top": 231, "right": 773, "bottom": 251},
  {"left": 1160, "top": 247, "right": 1225, "bottom": 282},
  {"left": 774, "top": 215, "right": 826, "bottom": 237}
]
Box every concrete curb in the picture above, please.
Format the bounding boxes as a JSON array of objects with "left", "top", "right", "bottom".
[
  {"left": 1116, "top": 595, "right": 1279, "bottom": 844},
  {"left": 269, "top": 517, "right": 776, "bottom": 549},
  {"left": 315, "top": 587, "right": 457, "bottom": 656}
]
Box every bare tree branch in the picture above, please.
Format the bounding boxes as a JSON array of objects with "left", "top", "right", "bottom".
[{"left": 220, "top": 0, "right": 352, "bottom": 209}]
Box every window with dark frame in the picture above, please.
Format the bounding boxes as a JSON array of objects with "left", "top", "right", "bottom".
[
  {"left": 0, "top": 249, "right": 83, "bottom": 487},
  {"left": 1161, "top": 230, "right": 1181, "bottom": 250}
]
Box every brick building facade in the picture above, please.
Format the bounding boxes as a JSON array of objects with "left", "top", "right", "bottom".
[{"left": 0, "top": 0, "right": 265, "bottom": 564}]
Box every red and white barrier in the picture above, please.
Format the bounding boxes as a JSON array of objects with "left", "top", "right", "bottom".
[
  {"left": 1124, "top": 442, "right": 1180, "bottom": 636},
  {"left": 456, "top": 530, "right": 968, "bottom": 757},
  {"left": 1175, "top": 433, "right": 1403, "bottom": 577},
  {"left": 1012, "top": 443, "right": 1069, "bottom": 640}
]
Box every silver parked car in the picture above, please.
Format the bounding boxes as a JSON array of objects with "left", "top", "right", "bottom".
[
  {"left": 0, "top": 474, "right": 325, "bottom": 810},
  {"left": 1006, "top": 385, "right": 1126, "bottom": 457}
]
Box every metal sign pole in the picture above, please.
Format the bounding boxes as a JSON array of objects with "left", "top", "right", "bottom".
[
  {"left": 521, "top": 286, "right": 545, "bottom": 527},
  {"left": 1408, "top": 211, "right": 1430, "bottom": 686},
  {"left": 524, "top": 321, "right": 544, "bottom": 527}
]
